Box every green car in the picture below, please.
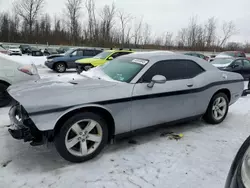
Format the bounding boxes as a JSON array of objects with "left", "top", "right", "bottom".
[{"left": 75, "top": 49, "right": 134, "bottom": 73}]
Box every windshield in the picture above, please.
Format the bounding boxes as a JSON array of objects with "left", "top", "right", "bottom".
[
  {"left": 93, "top": 51, "right": 112, "bottom": 59},
  {"left": 65, "top": 48, "right": 75, "bottom": 56},
  {"left": 212, "top": 58, "right": 234, "bottom": 65},
  {"left": 101, "top": 58, "right": 146, "bottom": 83}
]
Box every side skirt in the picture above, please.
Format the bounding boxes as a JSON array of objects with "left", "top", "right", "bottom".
[{"left": 113, "top": 114, "right": 203, "bottom": 141}]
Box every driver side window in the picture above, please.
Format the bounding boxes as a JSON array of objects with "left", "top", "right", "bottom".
[
  {"left": 141, "top": 60, "right": 204, "bottom": 83},
  {"left": 232, "top": 60, "right": 243, "bottom": 67}
]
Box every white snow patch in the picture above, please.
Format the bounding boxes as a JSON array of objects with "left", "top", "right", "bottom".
[
  {"left": 0, "top": 69, "right": 250, "bottom": 188},
  {"left": 0, "top": 53, "right": 47, "bottom": 66}
]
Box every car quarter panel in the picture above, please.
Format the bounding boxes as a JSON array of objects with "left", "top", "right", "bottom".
[{"left": 192, "top": 70, "right": 244, "bottom": 115}]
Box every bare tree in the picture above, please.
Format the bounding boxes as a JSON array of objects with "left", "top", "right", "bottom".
[
  {"left": 176, "top": 28, "right": 188, "bottom": 47},
  {"left": 219, "top": 21, "right": 236, "bottom": 47},
  {"left": 85, "top": 0, "right": 97, "bottom": 41},
  {"left": 142, "top": 23, "right": 151, "bottom": 46},
  {"left": 204, "top": 17, "right": 217, "bottom": 48},
  {"left": 117, "top": 11, "right": 133, "bottom": 47},
  {"left": 164, "top": 32, "right": 173, "bottom": 48},
  {"left": 99, "top": 3, "right": 116, "bottom": 45},
  {"left": 133, "top": 17, "right": 143, "bottom": 47},
  {"left": 14, "top": 0, "right": 45, "bottom": 36},
  {"left": 65, "top": 0, "right": 82, "bottom": 45}
]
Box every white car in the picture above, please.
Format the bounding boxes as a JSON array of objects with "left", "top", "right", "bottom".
[
  {"left": 8, "top": 46, "right": 22, "bottom": 56},
  {"left": 0, "top": 53, "right": 40, "bottom": 107}
]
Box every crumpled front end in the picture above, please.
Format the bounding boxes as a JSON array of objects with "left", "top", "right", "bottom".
[{"left": 8, "top": 103, "right": 47, "bottom": 146}]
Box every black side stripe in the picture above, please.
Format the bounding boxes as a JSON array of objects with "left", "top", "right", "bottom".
[{"left": 28, "top": 79, "right": 243, "bottom": 116}]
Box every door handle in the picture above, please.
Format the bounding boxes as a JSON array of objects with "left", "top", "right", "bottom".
[{"left": 187, "top": 84, "right": 193, "bottom": 87}]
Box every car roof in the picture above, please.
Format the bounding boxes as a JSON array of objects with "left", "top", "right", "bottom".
[
  {"left": 121, "top": 51, "right": 217, "bottom": 71},
  {"left": 106, "top": 49, "right": 134, "bottom": 53}
]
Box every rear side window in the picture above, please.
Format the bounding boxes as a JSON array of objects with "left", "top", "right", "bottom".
[
  {"left": 83, "top": 50, "right": 95, "bottom": 56},
  {"left": 141, "top": 60, "right": 204, "bottom": 82}
]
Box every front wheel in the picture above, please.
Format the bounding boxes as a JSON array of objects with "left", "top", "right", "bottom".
[
  {"left": 203, "top": 93, "right": 229, "bottom": 124},
  {"left": 54, "top": 112, "right": 108, "bottom": 163},
  {"left": 0, "top": 83, "right": 12, "bottom": 107},
  {"left": 54, "top": 62, "right": 66, "bottom": 73}
]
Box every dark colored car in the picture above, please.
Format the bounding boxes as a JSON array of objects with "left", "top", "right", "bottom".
[
  {"left": 225, "top": 135, "right": 250, "bottom": 188},
  {"left": 43, "top": 48, "right": 58, "bottom": 56},
  {"left": 184, "top": 52, "right": 209, "bottom": 61},
  {"left": 45, "top": 48, "right": 102, "bottom": 73},
  {"left": 19, "top": 44, "right": 32, "bottom": 54},
  {"left": 212, "top": 58, "right": 250, "bottom": 80}
]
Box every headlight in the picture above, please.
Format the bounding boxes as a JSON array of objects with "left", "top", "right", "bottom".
[
  {"left": 241, "top": 147, "right": 250, "bottom": 187},
  {"left": 47, "top": 59, "right": 53, "bottom": 62}
]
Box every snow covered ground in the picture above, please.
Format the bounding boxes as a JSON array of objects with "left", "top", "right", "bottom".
[{"left": 0, "top": 67, "right": 250, "bottom": 188}]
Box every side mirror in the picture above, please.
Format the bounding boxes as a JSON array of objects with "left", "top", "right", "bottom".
[
  {"left": 147, "top": 75, "right": 167, "bottom": 88},
  {"left": 107, "top": 57, "right": 113, "bottom": 60}
]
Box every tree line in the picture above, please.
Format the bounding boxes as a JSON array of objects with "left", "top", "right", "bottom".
[{"left": 0, "top": 0, "right": 250, "bottom": 52}]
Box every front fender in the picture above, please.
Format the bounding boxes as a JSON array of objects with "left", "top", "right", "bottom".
[{"left": 29, "top": 104, "right": 114, "bottom": 131}]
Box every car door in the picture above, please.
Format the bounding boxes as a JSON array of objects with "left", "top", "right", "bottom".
[
  {"left": 131, "top": 59, "right": 205, "bottom": 130},
  {"left": 68, "top": 49, "right": 84, "bottom": 68},
  {"left": 230, "top": 59, "right": 244, "bottom": 77},
  {"left": 242, "top": 59, "right": 250, "bottom": 79}
]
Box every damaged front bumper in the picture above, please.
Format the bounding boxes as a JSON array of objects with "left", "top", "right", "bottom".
[{"left": 8, "top": 104, "right": 44, "bottom": 145}]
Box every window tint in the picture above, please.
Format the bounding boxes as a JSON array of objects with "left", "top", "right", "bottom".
[
  {"left": 71, "top": 50, "right": 77, "bottom": 56},
  {"left": 76, "top": 50, "right": 84, "bottom": 56},
  {"left": 84, "top": 50, "right": 95, "bottom": 56},
  {"left": 110, "top": 52, "right": 132, "bottom": 59},
  {"left": 232, "top": 60, "right": 243, "bottom": 67},
  {"left": 141, "top": 60, "right": 204, "bottom": 82},
  {"left": 243, "top": 60, "right": 250, "bottom": 67},
  {"left": 237, "top": 52, "right": 246, "bottom": 57}
]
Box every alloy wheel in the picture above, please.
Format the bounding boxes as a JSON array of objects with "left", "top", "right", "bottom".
[
  {"left": 212, "top": 97, "right": 227, "bottom": 121},
  {"left": 65, "top": 119, "right": 103, "bottom": 157}
]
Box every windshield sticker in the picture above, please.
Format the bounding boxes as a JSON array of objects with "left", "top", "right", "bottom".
[{"left": 131, "top": 59, "right": 148, "bottom": 65}]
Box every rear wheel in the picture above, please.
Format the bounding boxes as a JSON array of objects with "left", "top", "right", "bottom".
[
  {"left": 203, "top": 93, "right": 229, "bottom": 124},
  {"left": 0, "top": 83, "right": 11, "bottom": 107},
  {"left": 54, "top": 112, "right": 108, "bottom": 163},
  {"left": 54, "top": 62, "right": 66, "bottom": 73}
]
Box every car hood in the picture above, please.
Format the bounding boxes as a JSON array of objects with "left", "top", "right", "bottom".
[
  {"left": 9, "top": 48, "right": 20, "bottom": 51},
  {"left": 212, "top": 63, "right": 231, "bottom": 68},
  {"left": 76, "top": 58, "right": 103, "bottom": 64},
  {"left": 7, "top": 68, "right": 121, "bottom": 113},
  {"left": 47, "top": 54, "right": 64, "bottom": 59}
]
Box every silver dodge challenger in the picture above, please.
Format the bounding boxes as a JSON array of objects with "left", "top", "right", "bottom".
[{"left": 7, "top": 51, "right": 244, "bottom": 163}]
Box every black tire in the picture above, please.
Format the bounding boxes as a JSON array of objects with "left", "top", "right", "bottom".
[
  {"left": 54, "top": 112, "right": 109, "bottom": 163},
  {"left": 76, "top": 65, "right": 84, "bottom": 74},
  {"left": 54, "top": 62, "right": 66, "bottom": 73},
  {"left": 203, "top": 92, "right": 229, "bottom": 124},
  {"left": 84, "top": 65, "right": 94, "bottom": 71},
  {"left": 0, "top": 83, "right": 12, "bottom": 107}
]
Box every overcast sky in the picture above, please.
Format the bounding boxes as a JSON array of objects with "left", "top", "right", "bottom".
[{"left": 1, "top": 0, "right": 250, "bottom": 43}]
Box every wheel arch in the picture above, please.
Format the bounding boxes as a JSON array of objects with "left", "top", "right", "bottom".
[
  {"left": 213, "top": 88, "right": 231, "bottom": 102},
  {"left": 53, "top": 105, "right": 115, "bottom": 142},
  {"left": 0, "top": 79, "right": 11, "bottom": 87}
]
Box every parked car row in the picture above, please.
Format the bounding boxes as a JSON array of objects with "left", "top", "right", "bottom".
[{"left": 44, "top": 48, "right": 134, "bottom": 73}]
